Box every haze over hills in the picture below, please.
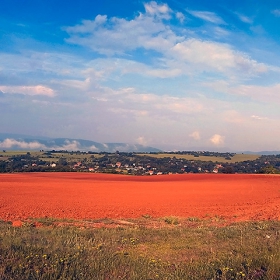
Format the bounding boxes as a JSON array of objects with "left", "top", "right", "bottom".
[
  {"left": 0, "top": 133, "right": 280, "bottom": 155},
  {"left": 0, "top": 133, "right": 161, "bottom": 153}
]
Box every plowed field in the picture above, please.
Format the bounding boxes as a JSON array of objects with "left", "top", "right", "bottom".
[{"left": 0, "top": 173, "right": 280, "bottom": 222}]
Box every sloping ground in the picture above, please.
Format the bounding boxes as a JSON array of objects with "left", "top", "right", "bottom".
[{"left": 0, "top": 173, "right": 279, "bottom": 222}]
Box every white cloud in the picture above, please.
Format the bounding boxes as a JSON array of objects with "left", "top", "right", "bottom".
[
  {"left": 171, "top": 39, "right": 267, "bottom": 75},
  {"left": 187, "top": 10, "right": 225, "bottom": 25},
  {"left": 3, "top": 2, "right": 280, "bottom": 152},
  {"left": 136, "top": 136, "right": 148, "bottom": 146},
  {"left": 109, "top": 87, "right": 204, "bottom": 116},
  {"left": 0, "top": 85, "right": 55, "bottom": 97},
  {"left": 75, "top": 47, "right": 267, "bottom": 87},
  {"left": 144, "top": 1, "right": 171, "bottom": 18},
  {"left": 66, "top": 15, "right": 108, "bottom": 33},
  {"left": 235, "top": 13, "right": 253, "bottom": 24},
  {"left": 272, "top": 9, "right": 280, "bottom": 17},
  {"left": 189, "top": 131, "right": 200, "bottom": 140},
  {"left": 58, "top": 77, "right": 92, "bottom": 90},
  {"left": 65, "top": 4, "right": 178, "bottom": 55},
  {"left": 89, "top": 145, "right": 99, "bottom": 151},
  {"left": 0, "top": 139, "right": 46, "bottom": 149},
  {"left": 146, "top": 67, "right": 182, "bottom": 78},
  {"left": 0, "top": 139, "right": 90, "bottom": 151},
  {"left": 203, "top": 80, "right": 280, "bottom": 104},
  {"left": 154, "top": 96, "right": 203, "bottom": 114},
  {"left": 229, "top": 84, "right": 280, "bottom": 103},
  {"left": 63, "top": 3, "right": 269, "bottom": 81},
  {"left": 214, "top": 27, "right": 230, "bottom": 37},
  {"left": 56, "top": 140, "right": 81, "bottom": 151},
  {"left": 106, "top": 94, "right": 203, "bottom": 122},
  {"left": 251, "top": 115, "right": 268, "bottom": 120},
  {"left": 176, "top": 12, "right": 185, "bottom": 23},
  {"left": 250, "top": 25, "right": 265, "bottom": 35},
  {"left": 210, "top": 134, "right": 225, "bottom": 146}
]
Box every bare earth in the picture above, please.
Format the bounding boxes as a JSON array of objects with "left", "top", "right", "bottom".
[{"left": 0, "top": 173, "right": 279, "bottom": 222}]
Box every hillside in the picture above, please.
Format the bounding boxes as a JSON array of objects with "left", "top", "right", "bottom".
[{"left": 0, "top": 133, "right": 161, "bottom": 153}]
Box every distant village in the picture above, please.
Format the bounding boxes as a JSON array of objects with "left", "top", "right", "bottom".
[{"left": 1, "top": 150, "right": 280, "bottom": 174}]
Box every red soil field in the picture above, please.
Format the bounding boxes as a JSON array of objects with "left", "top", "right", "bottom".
[{"left": 0, "top": 173, "right": 280, "bottom": 222}]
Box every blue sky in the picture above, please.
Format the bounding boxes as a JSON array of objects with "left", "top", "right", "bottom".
[{"left": 1, "top": 0, "right": 280, "bottom": 151}]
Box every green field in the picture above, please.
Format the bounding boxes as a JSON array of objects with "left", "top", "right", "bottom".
[
  {"left": 0, "top": 151, "right": 103, "bottom": 162},
  {"left": 0, "top": 218, "right": 279, "bottom": 279},
  {"left": 0, "top": 151, "right": 260, "bottom": 164},
  {"left": 139, "top": 153, "right": 260, "bottom": 163}
]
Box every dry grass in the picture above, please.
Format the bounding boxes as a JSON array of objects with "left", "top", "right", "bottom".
[{"left": 0, "top": 218, "right": 279, "bottom": 279}]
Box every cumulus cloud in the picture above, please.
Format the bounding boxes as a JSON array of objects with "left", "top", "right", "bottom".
[
  {"left": 176, "top": 12, "right": 185, "bottom": 23},
  {"left": 189, "top": 131, "right": 201, "bottom": 140},
  {"left": 0, "top": 85, "right": 55, "bottom": 97},
  {"left": 57, "top": 140, "right": 81, "bottom": 151},
  {"left": 144, "top": 1, "right": 171, "bottom": 18},
  {"left": 0, "top": 139, "right": 85, "bottom": 151},
  {"left": 0, "top": 139, "right": 46, "bottom": 150},
  {"left": 2, "top": 2, "right": 279, "bottom": 152},
  {"left": 64, "top": 2, "right": 268, "bottom": 81},
  {"left": 64, "top": 3, "right": 178, "bottom": 55},
  {"left": 89, "top": 145, "right": 99, "bottom": 151},
  {"left": 171, "top": 39, "right": 267, "bottom": 75},
  {"left": 136, "top": 136, "right": 148, "bottom": 146},
  {"left": 210, "top": 134, "right": 225, "bottom": 146}
]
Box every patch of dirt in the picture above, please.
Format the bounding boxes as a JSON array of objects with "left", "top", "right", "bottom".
[{"left": 0, "top": 173, "right": 279, "bottom": 224}]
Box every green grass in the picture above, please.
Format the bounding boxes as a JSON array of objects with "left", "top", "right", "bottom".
[
  {"left": 0, "top": 219, "right": 279, "bottom": 279},
  {"left": 0, "top": 151, "right": 259, "bottom": 164},
  {"left": 0, "top": 151, "right": 104, "bottom": 162},
  {"left": 139, "top": 153, "right": 260, "bottom": 163}
]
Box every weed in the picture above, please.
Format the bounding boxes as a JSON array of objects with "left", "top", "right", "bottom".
[
  {"left": 188, "top": 217, "right": 201, "bottom": 222},
  {"left": 164, "top": 216, "right": 179, "bottom": 225},
  {"left": 0, "top": 220, "right": 279, "bottom": 279}
]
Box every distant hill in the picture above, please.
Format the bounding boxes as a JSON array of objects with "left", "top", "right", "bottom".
[
  {"left": 0, "top": 133, "right": 162, "bottom": 153},
  {"left": 240, "top": 150, "right": 280, "bottom": 156}
]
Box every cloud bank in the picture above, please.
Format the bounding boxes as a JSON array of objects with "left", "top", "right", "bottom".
[{"left": 1, "top": 1, "right": 280, "bottom": 151}]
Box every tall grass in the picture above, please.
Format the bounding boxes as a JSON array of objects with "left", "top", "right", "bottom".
[{"left": 0, "top": 219, "right": 279, "bottom": 279}]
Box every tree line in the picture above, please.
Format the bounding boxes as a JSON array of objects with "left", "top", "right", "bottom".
[{"left": 1, "top": 151, "right": 280, "bottom": 174}]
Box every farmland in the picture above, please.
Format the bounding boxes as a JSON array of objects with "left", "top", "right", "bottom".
[
  {"left": 1, "top": 150, "right": 280, "bottom": 174},
  {"left": 0, "top": 172, "right": 280, "bottom": 279},
  {"left": 1, "top": 173, "right": 280, "bottom": 221},
  {"left": 139, "top": 152, "right": 260, "bottom": 163},
  {"left": 0, "top": 150, "right": 259, "bottom": 163}
]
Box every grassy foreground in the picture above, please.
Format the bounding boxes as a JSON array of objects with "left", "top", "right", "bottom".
[{"left": 0, "top": 219, "right": 279, "bottom": 280}]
